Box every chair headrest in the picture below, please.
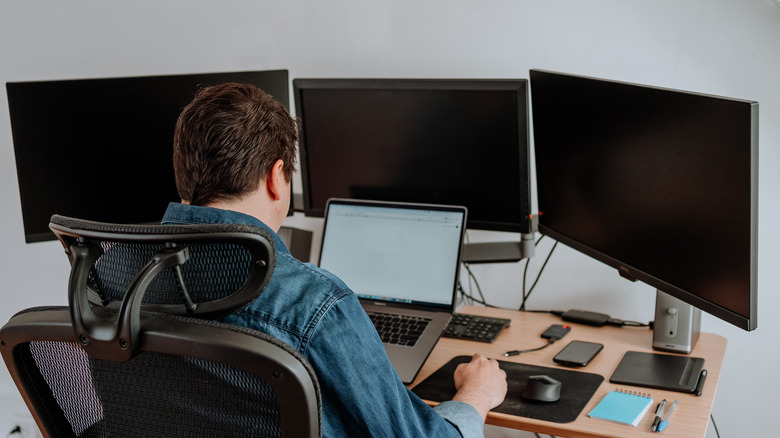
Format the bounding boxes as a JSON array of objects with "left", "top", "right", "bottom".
[{"left": 49, "top": 214, "right": 276, "bottom": 360}]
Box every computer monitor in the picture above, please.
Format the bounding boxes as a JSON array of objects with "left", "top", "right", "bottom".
[
  {"left": 530, "top": 69, "right": 758, "bottom": 341},
  {"left": 7, "top": 69, "right": 290, "bottom": 243},
  {"left": 293, "top": 78, "right": 534, "bottom": 263}
]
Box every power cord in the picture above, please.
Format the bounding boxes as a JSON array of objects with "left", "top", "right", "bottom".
[
  {"left": 710, "top": 414, "right": 721, "bottom": 438},
  {"left": 458, "top": 232, "right": 559, "bottom": 312},
  {"left": 503, "top": 337, "right": 558, "bottom": 357},
  {"left": 458, "top": 263, "right": 500, "bottom": 308},
  {"left": 504, "top": 324, "right": 570, "bottom": 357},
  {"left": 458, "top": 234, "right": 650, "bottom": 329},
  {"left": 456, "top": 282, "right": 497, "bottom": 308},
  {"left": 607, "top": 318, "right": 650, "bottom": 328},
  {"left": 519, "top": 238, "right": 558, "bottom": 311}
]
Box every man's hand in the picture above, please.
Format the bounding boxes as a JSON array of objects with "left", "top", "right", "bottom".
[{"left": 451, "top": 353, "right": 508, "bottom": 421}]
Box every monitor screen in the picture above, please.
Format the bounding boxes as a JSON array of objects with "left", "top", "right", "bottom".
[
  {"left": 293, "top": 78, "right": 533, "bottom": 234},
  {"left": 7, "top": 69, "right": 290, "bottom": 243},
  {"left": 530, "top": 69, "right": 758, "bottom": 331}
]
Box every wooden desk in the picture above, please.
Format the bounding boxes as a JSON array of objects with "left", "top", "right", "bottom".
[{"left": 410, "top": 306, "right": 727, "bottom": 438}]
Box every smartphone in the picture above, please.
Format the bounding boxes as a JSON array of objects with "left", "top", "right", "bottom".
[{"left": 553, "top": 340, "right": 604, "bottom": 367}]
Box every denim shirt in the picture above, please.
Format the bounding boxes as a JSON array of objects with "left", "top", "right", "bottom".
[{"left": 162, "top": 203, "right": 484, "bottom": 438}]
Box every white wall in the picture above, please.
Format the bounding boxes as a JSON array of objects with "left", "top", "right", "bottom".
[{"left": 1, "top": 1, "right": 777, "bottom": 437}]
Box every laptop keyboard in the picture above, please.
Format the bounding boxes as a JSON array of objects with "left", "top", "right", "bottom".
[
  {"left": 367, "top": 312, "right": 431, "bottom": 347},
  {"left": 442, "top": 313, "right": 510, "bottom": 343}
]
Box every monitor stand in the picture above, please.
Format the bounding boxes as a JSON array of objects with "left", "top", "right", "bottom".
[
  {"left": 462, "top": 233, "right": 535, "bottom": 264},
  {"left": 652, "top": 290, "right": 701, "bottom": 354}
]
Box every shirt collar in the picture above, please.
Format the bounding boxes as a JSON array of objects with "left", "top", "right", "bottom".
[{"left": 161, "top": 202, "right": 290, "bottom": 255}]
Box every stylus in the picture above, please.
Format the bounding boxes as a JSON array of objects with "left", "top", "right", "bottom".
[
  {"left": 651, "top": 399, "right": 667, "bottom": 431},
  {"left": 656, "top": 400, "right": 678, "bottom": 432},
  {"left": 694, "top": 369, "right": 708, "bottom": 396}
]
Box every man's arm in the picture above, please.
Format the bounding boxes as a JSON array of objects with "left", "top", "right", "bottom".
[
  {"left": 451, "top": 353, "right": 508, "bottom": 421},
  {"left": 306, "top": 293, "right": 504, "bottom": 437}
]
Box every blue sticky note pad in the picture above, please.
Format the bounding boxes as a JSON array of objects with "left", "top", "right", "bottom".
[{"left": 588, "top": 390, "right": 653, "bottom": 427}]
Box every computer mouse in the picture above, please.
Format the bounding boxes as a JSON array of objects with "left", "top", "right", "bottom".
[{"left": 520, "top": 375, "right": 561, "bottom": 402}]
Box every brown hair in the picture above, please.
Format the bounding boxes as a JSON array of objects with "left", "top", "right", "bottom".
[{"left": 172, "top": 82, "right": 298, "bottom": 206}]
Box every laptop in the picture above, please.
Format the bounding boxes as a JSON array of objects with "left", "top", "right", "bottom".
[{"left": 318, "top": 199, "right": 467, "bottom": 384}]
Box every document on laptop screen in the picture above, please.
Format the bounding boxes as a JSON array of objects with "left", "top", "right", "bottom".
[{"left": 319, "top": 202, "right": 463, "bottom": 306}]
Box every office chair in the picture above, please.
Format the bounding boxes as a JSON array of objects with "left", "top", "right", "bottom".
[{"left": 0, "top": 215, "right": 321, "bottom": 438}]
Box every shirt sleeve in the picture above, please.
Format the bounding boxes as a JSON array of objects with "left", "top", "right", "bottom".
[
  {"left": 433, "top": 401, "right": 485, "bottom": 438},
  {"left": 303, "top": 292, "right": 482, "bottom": 437}
]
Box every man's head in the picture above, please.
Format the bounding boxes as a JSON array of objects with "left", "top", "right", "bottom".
[{"left": 173, "top": 82, "right": 298, "bottom": 207}]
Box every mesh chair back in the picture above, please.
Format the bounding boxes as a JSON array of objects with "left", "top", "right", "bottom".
[
  {"left": 1, "top": 216, "right": 322, "bottom": 438},
  {"left": 90, "top": 239, "right": 254, "bottom": 305},
  {"left": 49, "top": 215, "right": 276, "bottom": 318}
]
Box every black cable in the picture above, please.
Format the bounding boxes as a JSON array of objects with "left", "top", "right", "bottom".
[
  {"left": 458, "top": 234, "right": 560, "bottom": 312},
  {"left": 456, "top": 283, "right": 472, "bottom": 306},
  {"left": 504, "top": 338, "right": 558, "bottom": 357},
  {"left": 460, "top": 231, "right": 558, "bottom": 312},
  {"left": 519, "top": 237, "right": 540, "bottom": 310},
  {"left": 710, "top": 414, "right": 721, "bottom": 438},
  {"left": 520, "top": 239, "right": 558, "bottom": 311},
  {"left": 458, "top": 262, "right": 489, "bottom": 307},
  {"left": 460, "top": 231, "right": 476, "bottom": 307},
  {"left": 525, "top": 241, "right": 557, "bottom": 296},
  {"left": 461, "top": 262, "right": 490, "bottom": 306},
  {"left": 525, "top": 309, "right": 558, "bottom": 315},
  {"left": 521, "top": 257, "right": 531, "bottom": 307},
  {"left": 456, "top": 282, "right": 498, "bottom": 308},
  {"left": 607, "top": 318, "right": 650, "bottom": 328}
]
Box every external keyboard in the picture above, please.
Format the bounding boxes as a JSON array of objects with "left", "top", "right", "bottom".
[
  {"left": 443, "top": 313, "right": 510, "bottom": 343},
  {"left": 367, "top": 312, "right": 431, "bottom": 347}
]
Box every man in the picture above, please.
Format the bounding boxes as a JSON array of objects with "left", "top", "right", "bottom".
[{"left": 164, "top": 82, "right": 507, "bottom": 437}]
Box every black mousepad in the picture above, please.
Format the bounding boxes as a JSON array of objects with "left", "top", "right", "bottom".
[{"left": 412, "top": 355, "right": 604, "bottom": 423}]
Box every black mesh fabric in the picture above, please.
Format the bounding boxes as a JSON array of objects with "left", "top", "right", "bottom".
[
  {"left": 27, "top": 340, "right": 282, "bottom": 438},
  {"left": 89, "top": 240, "right": 253, "bottom": 305}
]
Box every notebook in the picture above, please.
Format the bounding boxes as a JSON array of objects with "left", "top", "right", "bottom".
[
  {"left": 587, "top": 389, "right": 654, "bottom": 427},
  {"left": 318, "top": 199, "right": 466, "bottom": 384}
]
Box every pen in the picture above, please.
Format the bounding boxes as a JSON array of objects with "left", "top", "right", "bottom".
[
  {"left": 657, "top": 400, "right": 678, "bottom": 432},
  {"left": 694, "top": 369, "right": 708, "bottom": 396},
  {"left": 651, "top": 399, "right": 667, "bottom": 431}
]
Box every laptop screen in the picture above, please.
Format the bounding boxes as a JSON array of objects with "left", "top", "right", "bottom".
[{"left": 319, "top": 200, "right": 466, "bottom": 309}]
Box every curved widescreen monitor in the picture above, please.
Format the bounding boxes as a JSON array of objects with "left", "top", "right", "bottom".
[
  {"left": 530, "top": 69, "right": 758, "bottom": 331},
  {"left": 7, "top": 69, "right": 290, "bottom": 243},
  {"left": 293, "top": 78, "right": 533, "bottom": 235}
]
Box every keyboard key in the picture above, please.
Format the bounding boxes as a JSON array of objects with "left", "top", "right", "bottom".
[
  {"left": 443, "top": 313, "right": 510, "bottom": 343},
  {"left": 367, "top": 312, "right": 431, "bottom": 347}
]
